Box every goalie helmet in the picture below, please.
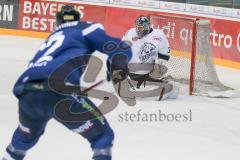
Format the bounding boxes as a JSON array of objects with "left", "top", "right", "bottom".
[
  {"left": 135, "top": 15, "right": 152, "bottom": 38},
  {"left": 56, "top": 5, "right": 80, "bottom": 26}
]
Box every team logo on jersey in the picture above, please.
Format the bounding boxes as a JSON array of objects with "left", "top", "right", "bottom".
[
  {"left": 153, "top": 36, "right": 162, "bottom": 41},
  {"left": 138, "top": 42, "right": 157, "bottom": 62}
]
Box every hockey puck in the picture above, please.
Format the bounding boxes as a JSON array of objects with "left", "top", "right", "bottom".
[{"left": 104, "top": 96, "right": 109, "bottom": 100}]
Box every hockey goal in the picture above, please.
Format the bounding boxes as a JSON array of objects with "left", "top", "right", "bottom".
[{"left": 149, "top": 14, "right": 232, "bottom": 96}]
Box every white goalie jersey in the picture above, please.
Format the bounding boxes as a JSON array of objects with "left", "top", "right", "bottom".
[{"left": 123, "top": 28, "right": 171, "bottom": 75}]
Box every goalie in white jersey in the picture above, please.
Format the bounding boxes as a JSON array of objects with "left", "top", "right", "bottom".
[
  {"left": 125, "top": 15, "right": 170, "bottom": 77},
  {"left": 107, "top": 15, "right": 179, "bottom": 100}
]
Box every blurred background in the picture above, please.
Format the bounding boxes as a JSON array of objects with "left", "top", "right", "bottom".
[{"left": 154, "top": 0, "right": 240, "bottom": 9}]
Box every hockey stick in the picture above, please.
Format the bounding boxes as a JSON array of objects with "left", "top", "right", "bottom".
[{"left": 80, "top": 79, "right": 104, "bottom": 95}]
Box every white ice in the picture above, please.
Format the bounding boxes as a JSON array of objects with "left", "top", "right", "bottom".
[{"left": 0, "top": 35, "right": 240, "bottom": 160}]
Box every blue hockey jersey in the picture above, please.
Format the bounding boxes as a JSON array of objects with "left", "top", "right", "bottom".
[{"left": 14, "top": 21, "right": 132, "bottom": 89}]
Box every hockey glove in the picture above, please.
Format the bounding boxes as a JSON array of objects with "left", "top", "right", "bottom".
[
  {"left": 110, "top": 54, "right": 129, "bottom": 84},
  {"left": 111, "top": 68, "right": 128, "bottom": 84}
]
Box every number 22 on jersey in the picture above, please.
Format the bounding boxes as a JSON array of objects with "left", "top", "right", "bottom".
[{"left": 28, "top": 31, "right": 65, "bottom": 68}]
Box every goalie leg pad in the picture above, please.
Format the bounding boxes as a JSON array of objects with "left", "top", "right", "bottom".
[
  {"left": 149, "top": 64, "right": 168, "bottom": 80},
  {"left": 131, "top": 81, "right": 179, "bottom": 101},
  {"left": 166, "top": 81, "right": 180, "bottom": 99}
]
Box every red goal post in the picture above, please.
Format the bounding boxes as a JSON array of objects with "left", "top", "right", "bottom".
[{"left": 148, "top": 14, "right": 231, "bottom": 96}]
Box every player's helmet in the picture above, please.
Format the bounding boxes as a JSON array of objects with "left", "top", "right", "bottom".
[
  {"left": 56, "top": 5, "right": 80, "bottom": 26},
  {"left": 135, "top": 15, "right": 151, "bottom": 38}
]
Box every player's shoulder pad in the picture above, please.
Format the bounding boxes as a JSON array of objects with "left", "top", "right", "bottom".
[
  {"left": 153, "top": 28, "right": 164, "bottom": 34},
  {"left": 123, "top": 28, "right": 136, "bottom": 39},
  {"left": 153, "top": 28, "right": 165, "bottom": 37},
  {"left": 81, "top": 22, "right": 105, "bottom": 36},
  {"left": 128, "top": 28, "right": 136, "bottom": 35}
]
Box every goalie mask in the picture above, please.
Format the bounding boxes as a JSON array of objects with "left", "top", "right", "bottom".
[
  {"left": 135, "top": 15, "right": 152, "bottom": 38},
  {"left": 56, "top": 5, "right": 80, "bottom": 26}
]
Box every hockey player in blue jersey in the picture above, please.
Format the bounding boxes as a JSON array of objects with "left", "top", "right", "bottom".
[{"left": 2, "top": 5, "right": 132, "bottom": 160}]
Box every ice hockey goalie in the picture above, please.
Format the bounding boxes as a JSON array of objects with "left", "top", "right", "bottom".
[{"left": 108, "top": 15, "right": 180, "bottom": 101}]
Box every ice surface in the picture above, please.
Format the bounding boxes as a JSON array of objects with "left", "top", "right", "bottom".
[{"left": 0, "top": 35, "right": 240, "bottom": 160}]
